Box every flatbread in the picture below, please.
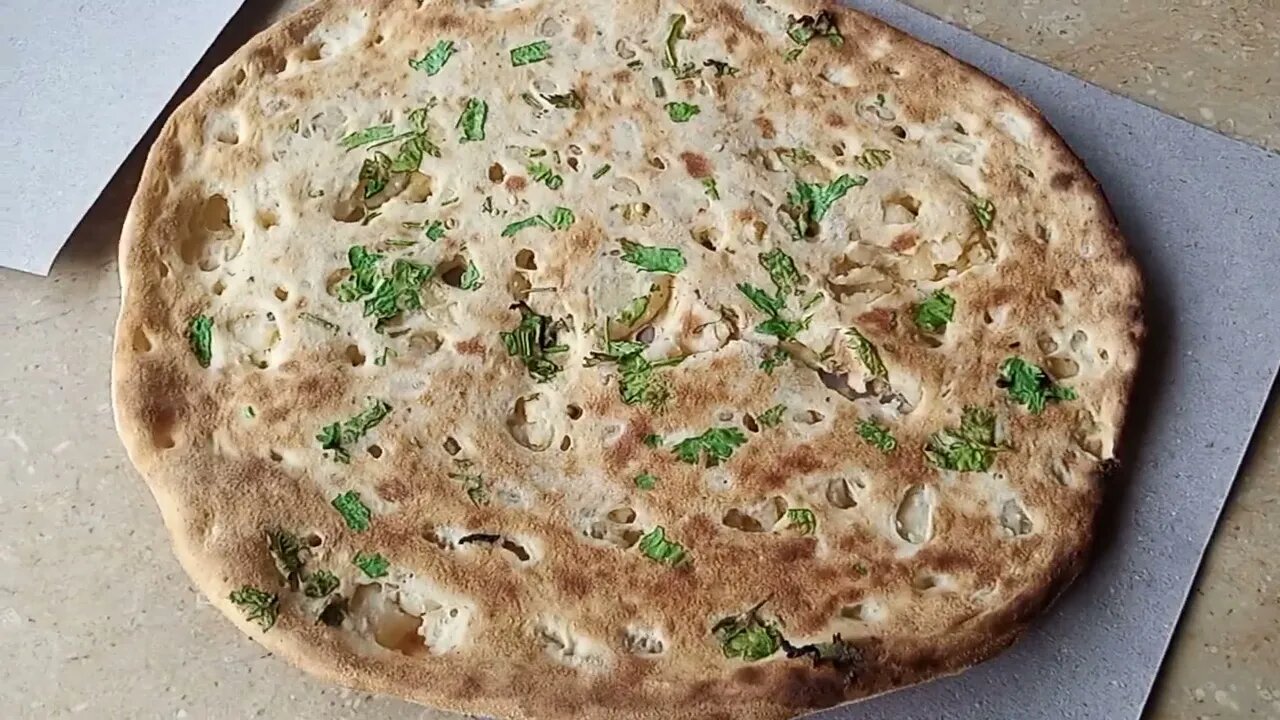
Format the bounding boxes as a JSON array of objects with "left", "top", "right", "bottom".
[{"left": 111, "top": 1, "right": 1145, "bottom": 718}]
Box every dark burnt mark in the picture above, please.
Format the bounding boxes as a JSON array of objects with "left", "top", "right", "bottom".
[
  {"left": 458, "top": 533, "right": 533, "bottom": 562},
  {"left": 679, "top": 151, "right": 712, "bottom": 179},
  {"left": 825, "top": 112, "right": 845, "bottom": 128},
  {"left": 754, "top": 116, "right": 777, "bottom": 139},
  {"left": 1050, "top": 171, "right": 1077, "bottom": 191}
]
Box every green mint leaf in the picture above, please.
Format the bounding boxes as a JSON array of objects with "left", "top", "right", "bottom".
[
  {"left": 970, "top": 196, "right": 996, "bottom": 231},
  {"left": 665, "top": 101, "right": 701, "bottom": 123},
  {"left": 673, "top": 427, "right": 747, "bottom": 467},
  {"left": 757, "top": 404, "right": 786, "bottom": 428},
  {"left": 352, "top": 551, "right": 390, "bottom": 578},
  {"left": 638, "top": 526, "right": 687, "bottom": 566},
  {"left": 701, "top": 177, "right": 720, "bottom": 200},
  {"left": 409, "top": 39, "right": 455, "bottom": 76},
  {"left": 340, "top": 125, "right": 395, "bottom": 150},
  {"left": 528, "top": 162, "right": 565, "bottom": 190},
  {"left": 331, "top": 490, "right": 373, "bottom": 531},
  {"left": 857, "top": 419, "right": 897, "bottom": 452},
  {"left": 759, "top": 249, "right": 803, "bottom": 296},
  {"left": 188, "top": 314, "right": 214, "bottom": 368},
  {"left": 786, "top": 508, "right": 817, "bottom": 535},
  {"left": 925, "top": 406, "right": 999, "bottom": 472},
  {"left": 459, "top": 261, "right": 483, "bottom": 291},
  {"left": 621, "top": 239, "right": 687, "bottom": 274},
  {"left": 713, "top": 609, "right": 781, "bottom": 661},
  {"left": 501, "top": 305, "right": 568, "bottom": 382},
  {"left": 592, "top": 164, "right": 612, "bottom": 179},
  {"left": 549, "top": 206, "right": 575, "bottom": 229},
  {"left": 542, "top": 91, "right": 583, "bottom": 109},
  {"left": 457, "top": 98, "right": 488, "bottom": 142},
  {"left": 635, "top": 473, "right": 658, "bottom": 490},
  {"left": 510, "top": 40, "right": 551, "bottom": 66},
  {"left": 303, "top": 570, "right": 339, "bottom": 599},
  {"left": 337, "top": 246, "right": 383, "bottom": 302},
  {"left": 643, "top": 433, "right": 664, "bottom": 448},
  {"left": 703, "top": 59, "right": 740, "bottom": 77},
  {"left": 913, "top": 290, "right": 956, "bottom": 333},
  {"left": 847, "top": 329, "right": 888, "bottom": 380},
  {"left": 857, "top": 148, "right": 892, "bottom": 170},
  {"left": 999, "top": 357, "right": 1077, "bottom": 414},
  {"left": 229, "top": 586, "right": 279, "bottom": 631}
]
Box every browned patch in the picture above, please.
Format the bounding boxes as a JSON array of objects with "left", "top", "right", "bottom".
[
  {"left": 572, "top": 19, "right": 589, "bottom": 43},
  {"left": 857, "top": 308, "right": 898, "bottom": 334},
  {"left": 890, "top": 230, "right": 918, "bottom": 252},
  {"left": 505, "top": 176, "right": 527, "bottom": 193},
  {"left": 748, "top": 445, "right": 824, "bottom": 491},
  {"left": 754, "top": 116, "right": 776, "bottom": 139},
  {"left": 1050, "top": 171, "right": 1077, "bottom": 190},
  {"left": 707, "top": 3, "right": 765, "bottom": 43},
  {"left": 772, "top": 538, "right": 818, "bottom": 563},
  {"left": 679, "top": 151, "right": 712, "bottom": 179},
  {"left": 611, "top": 69, "right": 630, "bottom": 84},
  {"left": 455, "top": 337, "right": 486, "bottom": 357},
  {"left": 434, "top": 13, "right": 461, "bottom": 30},
  {"left": 553, "top": 567, "right": 590, "bottom": 601},
  {"left": 602, "top": 417, "right": 652, "bottom": 474},
  {"left": 825, "top": 112, "right": 845, "bottom": 128},
  {"left": 734, "top": 666, "right": 765, "bottom": 684}
]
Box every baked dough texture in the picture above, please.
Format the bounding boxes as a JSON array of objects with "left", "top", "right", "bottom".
[{"left": 112, "top": 1, "right": 1144, "bottom": 718}]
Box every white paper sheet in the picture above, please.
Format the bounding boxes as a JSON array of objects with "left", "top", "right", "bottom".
[{"left": 0, "top": 0, "right": 246, "bottom": 275}]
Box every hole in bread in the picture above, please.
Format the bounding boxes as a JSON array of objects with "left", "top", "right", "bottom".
[
  {"left": 567, "top": 157, "right": 579, "bottom": 172},
  {"left": 623, "top": 626, "right": 666, "bottom": 656},
  {"left": 1046, "top": 356, "right": 1079, "bottom": 380},
  {"left": 438, "top": 255, "right": 469, "bottom": 288},
  {"left": 891, "top": 125, "right": 907, "bottom": 139},
  {"left": 649, "top": 156, "right": 667, "bottom": 171},
  {"left": 332, "top": 197, "right": 366, "bottom": 224},
  {"left": 559, "top": 435, "right": 572, "bottom": 451},
  {"left": 716, "top": 410, "right": 734, "bottom": 423},
  {"left": 319, "top": 598, "right": 348, "bottom": 627},
  {"left": 300, "top": 44, "right": 323, "bottom": 62},
  {"left": 1047, "top": 289, "right": 1064, "bottom": 306},
  {"left": 567, "top": 404, "right": 583, "bottom": 420},
  {"left": 273, "top": 287, "right": 289, "bottom": 302},
  {"left": 131, "top": 328, "right": 153, "bottom": 353},
  {"left": 881, "top": 194, "right": 920, "bottom": 224},
  {"left": 1070, "top": 330, "right": 1089, "bottom": 351},
  {"left": 826, "top": 478, "right": 859, "bottom": 509},
  {"left": 344, "top": 345, "right": 367, "bottom": 366},
  {"left": 831, "top": 141, "right": 846, "bottom": 157},
  {"left": 306, "top": 533, "right": 323, "bottom": 547},
  {"left": 507, "top": 393, "right": 555, "bottom": 451},
  {"left": 489, "top": 163, "right": 506, "bottom": 183},
  {"left": 999, "top": 499, "right": 1033, "bottom": 537},
  {"left": 722, "top": 496, "right": 787, "bottom": 533},
  {"left": 692, "top": 227, "right": 720, "bottom": 251},
  {"left": 181, "top": 194, "right": 242, "bottom": 271},
  {"left": 743, "top": 414, "right": 760, "bottom": 433},
  {"left": 607, "top": 507, "right": 636, "bottom": 524},
  {"left": 368, "top": 444, "right": 384, "bottom": 459},
  {"left": 349, "top": 584, "right": 428, "bottom": 657},
  {"left": 443, "top": 437, "right": 461, "bottom": 456},
  {"left": 372, "top": 34, "right": 385, "bottom": 46},
  {"left": 325, "top": 268, "right": 351, "bottom": 296},
  {"left": 212, "top": 278, "right": 227, "bottom": 296},
  {"left": 232, "top": 68, "right": 247, "bottom": 85},
  {"left": 794, "top": 409, "right": 825, "bottom": 425},
  {"left": 912, "top": 572, "right": 948, "bottom": 592},
  {"left": 410, "top": 331, "right": 443, "bottom": 355},
  {"left": 636, "top": 326, "right": 656, "bottom": 345},
  {"left": 269, "top": 450, "right": 283, "bottom": 463},
  {"left": 515, "top": 249, "right": 537, "bottom": 270},
  {"left": 1037, "top": 332, "right": 1059, "bottom": 354},
  {"left": 539, "top": 16, "right": 562, "bottom": 36},
  {"left": 588, "top": 508, "right": 642, "bottom": 548},
  {"left": 150, "top": 408, "right": 178, "bottom": 450},
  {"left": 615, "top": 38, "right": 637, "bottom": 59},
  {"left": 256, "top": 210, "right": 279, "bottom": 230},
  {"left": 1099, "top": 348, "right": 1110, "bottom": 361},
  {"left": 895, "top": 484, "right": 934, "bottom": 545},
  {"left": 840, "top": 601, "right": 883, "bottom": 621}
]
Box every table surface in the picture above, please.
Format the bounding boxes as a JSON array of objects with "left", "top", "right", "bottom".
[{"left": 1, "top": 1, "right": 1276, "bottom": 718}]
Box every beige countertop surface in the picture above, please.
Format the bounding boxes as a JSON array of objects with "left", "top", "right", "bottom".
[{"left": 1, "top": 1, "right": 1276, "bottom": 718}]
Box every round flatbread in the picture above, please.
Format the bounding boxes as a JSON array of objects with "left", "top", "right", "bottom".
[{"left": 112, "top": 0, "right": 1144, "bottom": 718}]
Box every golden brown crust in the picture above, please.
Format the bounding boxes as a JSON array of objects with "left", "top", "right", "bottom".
[{"left": 112, "top": 1, "right": 1145, "bottom": 718}]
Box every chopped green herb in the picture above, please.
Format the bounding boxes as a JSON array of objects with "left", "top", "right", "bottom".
[
  {"left": 361, "top": 260, "right": 432, "bottom": 321},
  {"left": 738, "top": 282, "right": 788, "bottom": 320},
  {"left": 913, "top": 290, "right": 955, "bottom": 333},
  {"left": 701, "top": 177, "right": 720, "bottom": 200},
  {"left": 760, "top": 346, "right": 789, "bottom": 374},
  {"left": 448, "top": 459, "right": 490, "bottom": 506},
  {"left": 588, "top": 340, "right": 680, "bottom": 409},
  {"left": 786, "top": 508, "right": 817, "bottom": 535},
  {"left": 459, "top": 261, "right": 483, "bottom": 291},
  {"left": 634, "top": 473, "right": 658, "bottom": 490},
  {"left": 776, "top": 146, "right": 816, "bottom": 166},
  {"left": 299, "top": 312, "right": 339, "bottom": 332},
  {"left": 785, "top": 11, "right": 844, "bottom": 61},
  {"left": 389, "top": 133, "right": 434, "bottom": 173},
  {"left": 673, "top": 427, "right": 747, "bottom": 467},
  {"left": 244, "top": 406, "right": 256, "bottom": 419},
  {"left": 188, "top": 314, "right": 214, "bottom": 368},
  {"left": 652, "top": 76, "right": 667, "bottom": 98},
  {"left": 337, "top": 246, "right": 384, "bottom": 302},
  {"left": 782, "top": 174, "right": 868, "bottom": 238},
  {"left": 757, "top": 404, "right": 786, "bottom": 428},
  {"left": 627, "top": 59, "right": 644, "bottom": 71},
  {"left": 353, "top": 551, "right": 390, "bottom": 578},
  {"left": 373, "top": 348, "right": 394, "bottom": 366},
  {"left": 759, "top": 249, "right": 803, "bottom": 296},
  {"left": 638, "top": 526, "right": 688, "bottom": 565},
  {"left": 268, "top": 530, "right": 304, "bottom": 583},
  {"left": 542, "top": 91, "right": 583, "bottom": 109},
  {"left": 502, "top": 215, "right": 553, "bottom": 237},
  {"left": 846, "top": 329, "right": 888, "bottom": 380},
  {"left": 704, "top": 59, "right": 740, "bottom": 77},
  {"left": 665, "top": 101, "right": 701, "bottom": 123},
  {"left": 229, "top": 586, "right": 279, "bottom": 631},
  {"left": 409, "top": 39, "right": 455, "bottom": 76},
  {"left": 592, "top": 164, "right": 612, "bottom": 179},
  {"left": 303, "top": 570, "right": 339, "bottom": 599},
  {"left": 620, "top": 239, "right": 687, "bottom": 274},
  {"left": 549, "top": 206, "right": 575, "bottom": 229},
  {"left": 331, "top": 490, "right": 373, "bottom": 531},
  {"left": 857, "top": 148, "right": 893, "bottom": 170},
  {"left": 713, "top": 608, "right": 781, "bottom": 661},
  {"left": 643, "top": 434, "right": 664, "bottom": 448},
  {"left": 925, "top": 406, "right": 999, "bottom": 472},
  {"left": 970, "top": 196, "right": 996, "bottom": 231},
  {"left": 663, "top": 14, "right": 698, "bottom": 79},
  {"left": 501, "top": 304, "right": 569, "bottom": 382},
  {"left": 998, "top": 357, "right": 1077, "bottom": 414},
  {"left": 360, "top": 152, "right": 392, "bottom": 199},
  {"left": 858, "top": 419, "right": 897, "bottom": 452},
  {"left": 616, "top": 294, "right": 651, "bottom": 327},
  {"left": 457, "top": 98, "right": 488, "bottom": 142},
  {"left": 317, "top": 399, "right": 392, "bottom": 463},
  {"left": 528, "top": 162, "right": 565, "bottom": 190},
  {"left": 424, "top": 219, "right": 446, "bottom": 241},
  {"left": 340, "top": 125, "right": 396, "bottom": 151},
  {"left": 510, "top": 40, "right": 551, "bottom": 66}
]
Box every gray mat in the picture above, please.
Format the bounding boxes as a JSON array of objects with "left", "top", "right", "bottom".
[{"left": 811, "top": 2, "right": 1280, "bottom": 719}]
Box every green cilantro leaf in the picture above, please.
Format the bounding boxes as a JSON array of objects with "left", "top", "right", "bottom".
[
  {"left": 229, "top": 586, "right": 279, "bottom": 631},
  {"left": 913, "top": 290, "right": 956, "bottom": 333},
  {"left": 704, "top": 59, "right": 740, "bottom": 76},
  {"left": 846, "top": 329, "right": 888, "bottom": 380},
  {"left": 786, "top": 508, "right": 817, "bottom": 535},
  {"left": 448, "top": 459, "right": 490, "bottom": 506},
  {"left": 701, "top": 177, "right": 721, "bottom": 200},
  {"left": 663, "top": 14, "right": 698, "bottom": 79},
  {"left": 459, "top": 261, "right": 483, "bottom": 291},
  {"left": 925, "top": 406, "right": 999, "bottom": 472},
  {"left": 587, "top": 340, "right": 679, "bottom": 409},
  {"left": 502, "top": 215, "right": 553, "bottom": 237},
  {"left": 353, "top": 551, "right": 390, "bottom": 578},
  {"left": 549, "top": 206, "right": 575, "bottom": 229},
  {"left": 621, "top": 239, "right": 687, "bottom": 274},
  {"left": 736, "top": 283, "right": 784, "bottom": 317},
  {"left": 331, "top": 490, "right": 373, "bottom": 531},
  {"left": 635, "top": 473, "right": 658, "bottom": 490},
  {"left": 857, "top": 419, "right": 897, "bottom": 452},
  {"left": 857, "top": 148, "right": 892, "bottom": 170},
  {"left": 268, "top": 529, "right": 304, "bottom": 581},
  {"left": 317, "top": 399, "right": 392, "bottom": 463},
  {"left": 970, "top": 196, "right": 996, "bottom": 231},
  {"left": 713, "top": 608, "right": 781, "bottom": 661},
  {"left": 457, "top": 98, "right": 488, "bottom": 142},
  {"left": 673, "top": 427, "right": 747, "bottom": 467},
  {"left": 998, "top": 357, "right": 1077, "bottom": 414},
  {"left": 638, "top": 526, "right": 688, "bottom": 566},
  {"left": 759, "top": 249, "right": 804, "bottom": 296},
  {"left": 757, "top": 404, "right": 786, "bottom": 428},
  {"left": 337, "top": 246, "right": 384, "bottom": 302},
  {"left": 643, "top": 433, "right": 664, "bottom": 448},
  {"left": 665, "top": 101, "right": 701, "bottom": 123},
  {"left": 510, "top": 40, "right": 551, "bottom": 66},
  {"left": 501, "top": 304, "right": 569, "bottom": 382},
  {"left": 409, "top": 40, "right": 455, "bottom": 76},
  {"left": 303, "top": 570, "right": 339, "bottom": 599},
  {"left": 756, "top": 315, "right": 810, "bottom": 341},
  {"left": 782, "top": 174, "right": 867, "bottom": 238},
  {"left": 188, "top": 314, "right": 214, "bottom": 368},
  {"left": 528, "top": 161, "right": 564, "bottom": 190},
  {"left": 340, "top": 125, "right": 396, "bottom": 151}
]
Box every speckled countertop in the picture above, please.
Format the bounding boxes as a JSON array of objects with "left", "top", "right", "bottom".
[{"left": 0, "top": 1, "right": 1276, "bottom": 718}]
